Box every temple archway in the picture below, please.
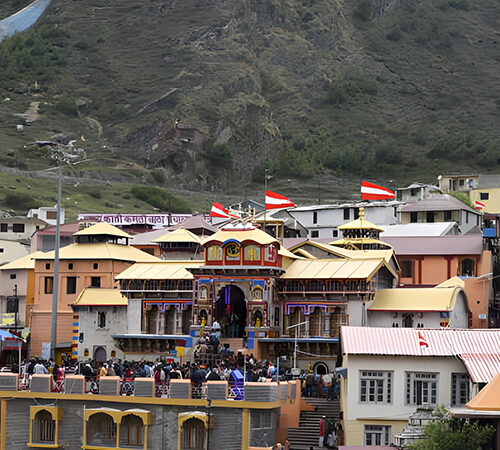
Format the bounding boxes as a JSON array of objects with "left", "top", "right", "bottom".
[{"left": 215, "top": 285, "right": 247, "bottom": 338}]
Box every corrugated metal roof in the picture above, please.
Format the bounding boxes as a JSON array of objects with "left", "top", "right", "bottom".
[
  {"left": 400, "top": 194, "right": 477, "bottom": 213},
  {"left": 204, "top": 226, "right": 279, "bottom": 246},
  {"left": 116, "top": 261, "right": 203, "bottom": 280},
  {"left": 380, "top": 222, "right": 457, "bottom": 237},
  {"left": 280, "top": 258, "right": 384, "bottom": 280},
  {"left": 35, "top": 243, "right": 160, "bottom": 262},
  {"left": 368, "top": 287, "right": 460, "bottom": 312},
  {"left": 381, "top": 235, "right": 483, "bottom": 255},
  {"left": 73, "top": 288, "right": 127, "bottom": 306},
  {"left": 74, "top": 222, "right": 132, "bottom": 238},
  {"left": 342, "top": 326, "right": 500, "bottom": 382},
  {"left": 0, "top": 251, "right": 44, "bottom": 270}
]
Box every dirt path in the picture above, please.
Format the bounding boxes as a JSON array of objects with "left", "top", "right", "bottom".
[{"left": 14, "top": 101, "right": 40, "bottom": 123}]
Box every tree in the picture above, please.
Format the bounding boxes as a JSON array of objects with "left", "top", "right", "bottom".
[{"left": 409, "top": 406, "right": 495, "bottom": 450}]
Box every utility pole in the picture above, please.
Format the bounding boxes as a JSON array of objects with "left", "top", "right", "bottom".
[
  {"left": 263, "top": 168, "right": 268, "bottom": 233},
  {"left": 287, "top": 321, "right": 308, "bottom": 369},
  {"left": 50, "top": 162, "right": 62, "bottom": 360}
]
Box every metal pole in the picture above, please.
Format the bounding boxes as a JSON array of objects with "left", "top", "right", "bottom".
[
  {"left": 50, "top": 163, "right": 62, "bottom": 360},
  {"left": 287, "top": 321, "right": 307, "bottom": 369},
  {"left": 263, "top": 168, "right": 267, "bottom": 233}
]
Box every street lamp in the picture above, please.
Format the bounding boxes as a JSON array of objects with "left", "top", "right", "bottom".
[{"left": 35, "top": 140, "right": 86, "bottom": 360}]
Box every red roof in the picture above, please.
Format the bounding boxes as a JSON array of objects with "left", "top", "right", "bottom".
[{"left": 341, "top": 326, "right": 500, "bottom": 383}]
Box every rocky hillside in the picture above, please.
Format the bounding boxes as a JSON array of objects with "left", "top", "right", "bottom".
[{"left": 1, "top": 0, "right": 500, "bottom": 202}]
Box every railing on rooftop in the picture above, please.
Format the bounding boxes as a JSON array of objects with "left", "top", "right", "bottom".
[{"left": 2, "top": 373, "right": 292, "bottom": 403}]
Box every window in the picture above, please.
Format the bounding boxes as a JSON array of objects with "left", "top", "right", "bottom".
[
  {"left": 410, "top": 188, "right": 418, "bottom": 196},
  {"left": 0, "top": 224, "right": 6, "bottom": 232},
  {"left": 343, "top": 208, "right": 350, "bottom": 220},
  {"left": 406, "top": 372, "right": 438, "bottom": 406},
  {"left": 9, "top": 274, "right": 16, "bottom": 280},
  {"left": 98, "top": 311, "right": 106, "bottom": 328},
  {"left": 444, "top": 210, "right": 452, "bottom": 221},
  {"left": 459, "top": 179, "right": 465, "bottom": 187},
  {"left": 332, "top": 230, "right": 338, "bottom": 237},
  {"left": 426, "top": 211, "right": 434, "bottom": 223},
  {"left": 364, "top": 425, "right": 391, "bottom": 446},
  {"left": 354, "top": 208, "right": 360, "bottom": 220},
  {"left": 0, "top": 249, "right": 3, "bottom": 253},
  {"left": 313, "top": 211, "right": 318, "bottom": 224},
  {"left": 87, "top": 412, "right": 116, "bottom": 447},
  {"left": 44, "top": 277, "right": 54, "bottom": 294},
  {"left": 244, "top": 245, "right": 261, "bottom": 262},
  {"left": 466, "top": 211, "right": 469, "bottom": 224},
  {"left": 181, "top": 417, "right": 207, "bottom": 450},
  {"left": 480, "top": 192, "right": 489, "bottom": 200},
  {"left": 67, "top": 277, "right": 77, "bottom": 294},
  {"left": 46, "top": 211, "right": 57, "bottom": 220},
  {"left": 68, "top": 263, "right": 73, "bottom": 270},
  {"left": 311, "top": 230, "right": 319, "bottom": 238},
  {"left": 121, "top": 414, "right": 144, "bottom": 447},
  {"left": 93, "top": 263, "right": 98, "bottom": 270},
  {"left": 45, "top": 263, "right": 50, "bottom": 270},
  {"left": 410, "top": 211, "right": 418, "bottom": 223},
  {"left": 12, "top": 223, "right": 24, "bottom": 233},
  {"left": 461, "top": 259, "right": 474, "bottom": 276},
  {"left": 451, "top": 373, "right": 470, "bottom": 406},
  {"left": 360, "top": 371, "right": 392, "bottom": 404},
  {"left": 91, "top": 277, "right": 101, "bottom": 288},
  {"left": 401, "top": 261, "right": 413, "bottom": 278},
  {"left": 6, "top": 297, "right": 18, "bottom": 314},
  {"left": 29, "top": 406, "right": 62, "bottom": 447}
]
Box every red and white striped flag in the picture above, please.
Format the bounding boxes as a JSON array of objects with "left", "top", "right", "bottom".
[
  {"left": 475, "top": 201, "right": 486, "bottom": 210},
  {"left": 265, "top": 190, "right": 296, "bottom": 210},
  {"left": 209, "top": 202, "right": 240, "bottom": 218},
  {"left": 361, "top": 180, "right": 395, "bottom": 201}
]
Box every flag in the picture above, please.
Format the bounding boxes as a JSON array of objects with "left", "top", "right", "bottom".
[
  {"left": 209, "top": 202, "right": 240, "bottom": 219},
  {"left": 475, "top": 201, "right": 486, "bottom": 210},
  {"left": 265, "top": 190, "right": 296, "bottom": 210},
  {"left": 361, "top": 180, "right": 395, "bottom": 200}
]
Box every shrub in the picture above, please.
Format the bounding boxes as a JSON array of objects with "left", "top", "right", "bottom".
[
  {"left": 353, "top": 0, "right": 372, "bottom": 21},
  {"left": 55, "top": 96, "right": 78, "bottom": 116},
  {"left": 4, "top": 192, "right": 37, "bottom": 212},
  {"left": 204, "top": 143, "right": 233, "bottom": 170}
]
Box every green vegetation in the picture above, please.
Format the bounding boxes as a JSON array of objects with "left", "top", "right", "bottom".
[
  {"left": 131, "top": 186, "right": 192, "bottom": 213},
  {"left": 449, "top": 191, "right": 474, "bottom": 208},
  {"left": 409, "top": 406, "right": 495, "bottom": 450},
  {"left": 0, "top": 0, "right": 500, "bottom": 201},
  {"left": 4, "top": 191, "right": 37, "bottom": 211}
]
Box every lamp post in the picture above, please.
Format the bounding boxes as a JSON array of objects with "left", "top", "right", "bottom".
[{"left": 36, "top": 140, "right": 86, "bottom": 360}]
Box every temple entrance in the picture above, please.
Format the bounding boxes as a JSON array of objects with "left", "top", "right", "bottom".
[{"left": 215, "top": 285, "right": 247, "bottom": 338}]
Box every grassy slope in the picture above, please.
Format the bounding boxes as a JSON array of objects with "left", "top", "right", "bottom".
[{"left": 1, "top": 0, "right": 500, "bottom": 212}]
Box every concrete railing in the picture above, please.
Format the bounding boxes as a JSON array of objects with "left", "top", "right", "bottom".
[{"left": 10, "top": 374, "right": 294, "bottom": 402}]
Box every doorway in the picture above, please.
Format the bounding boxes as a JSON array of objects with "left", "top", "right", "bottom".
[{"left": 215, "top": 285, "right": 247, "bottom": 338}]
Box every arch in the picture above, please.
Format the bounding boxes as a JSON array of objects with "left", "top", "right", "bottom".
[
  {"left": 32, "top": 409, "right": 55, "bottom": 443},
  {"left": 251, "top": 285, "right": 263, "bottom": 301},
  {"left": 313, "top": 362, "right": 329, "bottom": 376},
  {"left": 403, "top": 313, "right": 413, "bottom": 328},
  {"left": 86, "top": 412, "right": 117, "bottom": 447},
  {"left": 120, "top": 414, "right": 145, "bottom": 448},
  {"left": 215, "top": 285, "right": 247, "bottom": 338},
  {"left": 180, "top": 417, "right": 207, "bottom": 450},
  {"left": 94, "top": 346, "right": 107, "bottom": 362},
  {"left": 253, "top": 309, "right": 263, "bottom": 327}
]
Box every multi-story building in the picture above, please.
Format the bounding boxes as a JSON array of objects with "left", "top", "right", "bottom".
[
  {"left": 340, "top": 326, "right": 500, "bottom": 446},
  {"left": 396, "top": 182, "right": 441, "bottom": 203},
  {"left": 29, "top": 223, "right": 159, "bottom": 359}
]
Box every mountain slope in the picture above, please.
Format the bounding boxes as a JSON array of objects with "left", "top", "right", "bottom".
[{"left": 1, "top": 0, "right": 500, "bottom": 199}]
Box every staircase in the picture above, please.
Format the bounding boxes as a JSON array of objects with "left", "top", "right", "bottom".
[{"left": 287, "top": 397, "right": 340, "bottom": 450}]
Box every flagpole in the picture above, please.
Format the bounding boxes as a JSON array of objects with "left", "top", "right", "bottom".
[{"left": 264, "top": 168, "right": 267, "bottom": 233}]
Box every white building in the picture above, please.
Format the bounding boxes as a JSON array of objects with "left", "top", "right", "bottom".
[
  {"left": 27, "top": 207, "right": 65, "bottom": 226},
  {"left": 367, "top": 286, "right": 469, "bottom": 329},
  {"left": 396, "top": 182, "right": 441, "bottom": 203},
  {"left": 72, "top": 288, "right": 128, "bottom": 361},
  {"left": 0, "top": 217, "right": 48, "bottom": 243},
  {"left": 340, "top": 326, "right": 500, "bottom": 446},
  {"left": 288, "top": 200, "right": 403, "bottom": 239}
]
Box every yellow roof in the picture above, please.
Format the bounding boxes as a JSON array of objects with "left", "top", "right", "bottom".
[
  {"left": 337, "top": 214, "right": 384, "bottom": 232},
  {"left": 116, "top": 261, "right": 203, "bottom": 280},
  {"left": 35, "top": 243, "right": 160, "bottom": 262},
  {"left": 294, "top": 248, "right": 317, "bottom": 260},
  {"left": 0, "top": 251, "right": 45, "bottom": 270},
  {"left": 74, "top": 222, "right": 132, "bottom": 238},
  {"left": 204, "top": 226, "right": 279, "bottom": 247},
  {"left": 152, "top": 228, "right": 201, "bottom": 244},
  {"left": 278, "top": 246, "right": 305, "bottom": 260},
  {"left": 73, "top": 287, "right": 128, "bottom": 306},
  {"left": 368, "top": 287, "right": 461, "bottom": 312},
  {"left": 436, "top": 276, "right": 465, "bottom": 288},
  {"left": 280, "top": 258, "right": 386, "bottom": 280},
  {"left": 329, "top": 238, "right": 391, "bottom": 247},
  {"left": 467, "top": 373, "right": 500, "bottom": 411}
]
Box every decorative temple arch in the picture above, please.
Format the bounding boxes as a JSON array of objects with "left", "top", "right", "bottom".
[{"left": 178, "top": 411, "right": 210, "bottom": 450}]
